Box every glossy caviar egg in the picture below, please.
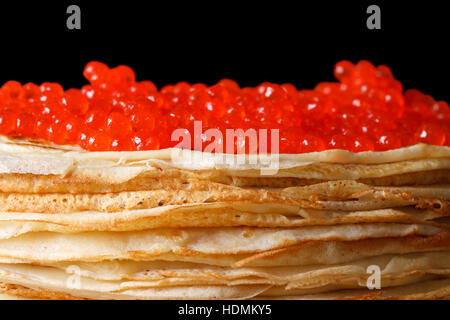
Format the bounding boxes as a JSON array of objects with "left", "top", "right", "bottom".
[{"left": 0, "top": 60, "right": 448, "bottom": 152}]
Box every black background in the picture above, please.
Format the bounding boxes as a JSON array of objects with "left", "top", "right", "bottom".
[
  {"left": 0, "top": 1, "right": 449, "bottom": 102},
  {"left": 0, "top": 0, "right": 449, "bottom": 312},
  {"left": 0, "top": 299, "right": 446, "bottom": 318}
]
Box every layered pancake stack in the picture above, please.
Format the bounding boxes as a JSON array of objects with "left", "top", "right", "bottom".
[
  {"left": 0, "top": 138, "right": 449, "bottom": 299},
  {"left": 0, "top": 60, "right": 449, "bottom": 299}
]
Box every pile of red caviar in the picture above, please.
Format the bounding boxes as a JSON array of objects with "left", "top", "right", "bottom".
[{"left": 0, "top": 60, "right": 449, "bottom": 153}]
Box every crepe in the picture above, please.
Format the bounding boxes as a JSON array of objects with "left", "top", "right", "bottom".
[
  {"left": 5, "top": 278, "right": 450, "bottom": 300},
  {"left": 0, "top": 137, "right": 450, "bottom": 194},
  {"left": 8, "top": 251, "right": 450, "bottom": 284},
  {"left": 1, "top": 258, "right": 450, "bottom": 300},
  {"left": 0, "top": 138, "right": 449, "bottom": 299},
  {"left": 267, "top": 278, "right": 450, "bottom": 300},
  {"left": 0, "top": 224, "right": 444, "bottom": 262},
  {"left": 0, "top": 181, "right": 448, "bottom": 214},
  {"left": 1, "top": 136, "right": 450, "bottom": 168},
  {"left": 0, "top": 161, "right": 449, "bottom": 193},
  {"left": 0, "top": 207, "right": 448, "bottom": 238}
]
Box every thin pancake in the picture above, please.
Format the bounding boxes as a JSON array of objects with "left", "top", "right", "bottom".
[
  {"left": 0, "top": 181, "right": 448, "bottom": 213},
  {"left": 0, "top": 224, "right": 443, "bottom": 261},
  {"left": 0, "top": 206, "right": 448, "bottom": 238},
  {"left": 266, "top": 278, "right": 450, "bottom": 300},
  {"left": 0, "top": 164, "right": 449, "bottom": 193},
  {"left": 1, "top": 232, "right": 450, "bottom": 267},
  {"left": 15, "top": 251, "right": 450, "bottom": 286}
]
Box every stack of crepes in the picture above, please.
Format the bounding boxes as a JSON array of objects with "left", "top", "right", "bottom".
[{"left": 0, "top": 136, "right": 449, "bottom": 300}]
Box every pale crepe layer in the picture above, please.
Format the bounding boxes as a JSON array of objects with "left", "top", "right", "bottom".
[
  {"left": 100, "top": 232, "right": 450, "bottom": 268},
  {"left": 0, "top": 224, "right": 443, "bottom": 262},
  {"left": 1, "top": 138, "right": 450, "bottom": 194},
  {"left": 20, "top": 251, "right": 450, "bottom": 286},
  {"left": 0, "top": 206, "right": 448, "bottom": 239},
  {"left": 2, "top": 137, "right": 450, "bottom": 171},
  {"left": 4, "top": 278, "right": 450, "bottom": 300},
  {"left": 269, "top": 278, "right": 450, "bottom": 300},
  {"left": 0, "top": 258, "right": 448, "bottom": 298},
  {"left": 0, "top": 278, "right": 268, "bottom": 300},
  {"left": 0, "top": 262, "right": 446, "bottom": 293},
  {"left": 1, "top": 232, "right": 449, "bottom": 268},
  {"left": 0, "top": 263, "right": 448, "bottom": 299}
]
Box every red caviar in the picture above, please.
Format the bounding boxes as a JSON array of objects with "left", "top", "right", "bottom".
[{"left": 0, "top": 60, "right": 448, "bottom": 153}]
